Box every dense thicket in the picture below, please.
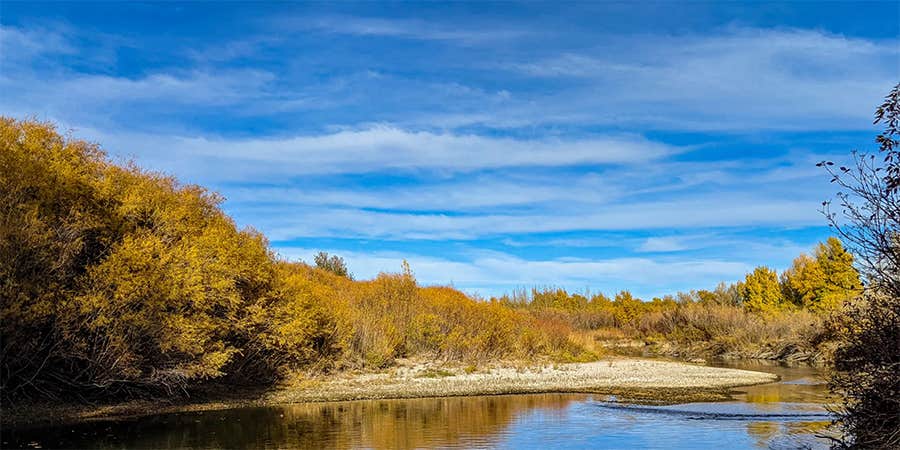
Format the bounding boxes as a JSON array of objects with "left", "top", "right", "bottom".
[
  {"left": 822, "top": 84, "right": 900, "bottom": 449},
  {"left": 1, "top": 118, "right": 300, "bottom": 398},
  {"left": 0, "top": 118, "right": 575, "bottom": 403}
]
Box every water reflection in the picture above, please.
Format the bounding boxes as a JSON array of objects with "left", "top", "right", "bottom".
[
  {"left": 746, "top": 421, "right": 780, "bottom": 445},
  {"left": 712, "top": 360, "right": 836, "bottom": 448},
  {"left": 3, "top": 394, "right": 581, "bottom": 449},
  {"left": 722, "top": 362, "right": 833, "bottom": 405},
  {"left": 3, "top": 362, "right": 837, "bottom": 449}
]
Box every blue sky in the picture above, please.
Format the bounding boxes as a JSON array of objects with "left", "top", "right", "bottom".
[{"left": 2, "top": 2, "right": 898, "bottom": 299}]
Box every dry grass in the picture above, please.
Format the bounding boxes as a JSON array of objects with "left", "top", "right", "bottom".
[{"left": 506, "top": 289, "right": 834, "bottom": 363}]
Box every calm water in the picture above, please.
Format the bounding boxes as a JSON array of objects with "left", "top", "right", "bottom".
[{"left": 3, "top": 362, "right": 836, "bottom": 449}]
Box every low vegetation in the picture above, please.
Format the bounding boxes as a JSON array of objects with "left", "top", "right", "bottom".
[{"left": 495, "top": 236, "right": 859, "bottom": 363}]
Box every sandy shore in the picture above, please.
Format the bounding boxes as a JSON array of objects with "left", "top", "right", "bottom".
[{"left": 5, "top": 358, "right": 778, "bottom": 428}]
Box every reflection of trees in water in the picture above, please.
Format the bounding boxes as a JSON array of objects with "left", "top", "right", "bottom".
[
  {"left": 722, "top": 362, "right": 832, "bottom": 407},
  {"left": 745, "top": 420, "right": 832, "bottom": 449},
  {"left": 11, "top": 394, "right": 581, "bottom": 449},
  {"left": 745, "top": 421, "right": 780, "bottom": 447},
  {"left": 739, "top": 381, "right": 832, "bottom": 407},
  {"left": 278, "top": 394, "right": 579, "bottom": 449},
  {"left": 786, "top": 420, "right": 831, "bottom": 435},
  {"left": 741, "top": 385, "right": 786, "bottom": 407}
]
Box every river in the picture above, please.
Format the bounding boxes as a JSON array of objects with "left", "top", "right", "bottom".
[{"left": 2, "top": 361, "right": 836, "bottom": 449}]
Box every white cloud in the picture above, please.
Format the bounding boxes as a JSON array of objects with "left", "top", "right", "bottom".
[
  {"left": 224, "top": 178, "right": 623, "bottom": 211},
  {"left": 0, "top": 115, "right": 836, "bottom": 243},
  {"left": 632, "top": 234, "right": 813, "bottom": 263},
  {"left": 281, "top": 15, "right": 531, "bottom": 43},
  {"left": 637, "top": 237, "right": 690, "bottom": 253},
  {"left": 246, "top": 194, "right": 824, "bottom": 241},
  {"left": 0, "top": 25, "right": 75, "bottom": 61},
  {"left": 5, "top": 23, "right": 894, "bottom": 134},
  {"left": 0, "top": 69, "right": 281, "bottom": 121},
  {"left": 74, "top": 125, "right": 680, "bottom": 177},
  {"left": 30, "top": 122, "right": 835, "bottom": 242},
  {"left": 505, "top": 28, "right": 898, "bottom": 130},
  {"left": 275, "top": 246, "right": 754, "bottom": 299}
]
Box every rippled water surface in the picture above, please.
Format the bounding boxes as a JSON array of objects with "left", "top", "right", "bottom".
[{"left": 3, "top": 362, "right": 836, "bottom": 449}]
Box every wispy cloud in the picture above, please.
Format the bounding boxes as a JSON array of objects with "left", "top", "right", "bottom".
[
  {"left": 274, "top": 246, "right": 754, "bottom": 299},
  {"left": 77, "top": 125, "right": 680, "bottom": 177},
  {"left": 0, "top": 23, "right": 131, "bottom": 72},
  {"left": 6, "top": 23, "right": 893, "bottom": 134},
  {"left": 49, "top": 121, "right": 837, "bottom": 243},
  {"left": 58, "top": 70, "right": 276, "bottom": 106},
  {"left": 503, "top": 28, "right": 898, "bottom": 130},
  {"left": 280, "top": 15, "right": 532, "bottom": 44},
  {"left": 637, "top": 236, "right": 691, "bottom": 253},
  {"left": 252, "top": 196, "right": 823, "bottom": 241},
  {"left": 0, "top": 25, "right": 75, "bottom": 62}
]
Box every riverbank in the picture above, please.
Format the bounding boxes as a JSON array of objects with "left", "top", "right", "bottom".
[
  {"left": 597, "top": 338, "right": 832, "bottom": 364},
  {"left": 3, "top": 357, "right": 778, "bottom": 429}
]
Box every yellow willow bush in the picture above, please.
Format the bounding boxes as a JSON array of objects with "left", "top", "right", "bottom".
[
  {"left": 1, "top": 118, "right": 297, "bottom": 397},
  {"left": 331, "top": 273, "right": 584, "bottom": 367},
  {"left": 0, "top": 120, "right": 297, "bottom": 396},
  {"left": 72, "top": 170, "right": 282, "bottom": 389},
  {"left": 335, "top": 270, "right": 415, "bottom": 368},
  {"left": 235, "top": 262, "right": 352, "bottom": 378},
  {"left": 414, "top": 287, "right": 572, "bottom": 361},
  {"left": 0, "top": 118, "right": 581, "bottom": 401}
]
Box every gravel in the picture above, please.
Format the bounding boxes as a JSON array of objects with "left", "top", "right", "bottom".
[{"left": 269, "top": 358, "right": 779, "bottom": 404}]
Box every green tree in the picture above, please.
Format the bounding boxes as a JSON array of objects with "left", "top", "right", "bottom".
[
  {"left": 314, "top": 251, "right": 352, "bottom": 278},
  {"left": 696, "top": 282, "right": 742, "bottom": 306}
]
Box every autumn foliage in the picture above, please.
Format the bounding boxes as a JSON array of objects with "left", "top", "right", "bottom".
[
  {"left": 496, "top": 238, "right": 861, "bottom": 362},
  {"left": 0, "top": 118, "right": 579, "bottom": 402},
  {"left": 0, "top": 117, "right": 864, "bottom": 406}
]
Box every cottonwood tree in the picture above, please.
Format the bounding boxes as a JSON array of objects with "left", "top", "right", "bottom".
[
  {"left": 781, "top": 237, "right": 861, "bottom": 313},
  {"left": 737, "top": 267, "right": 786, "bottom": 314}
]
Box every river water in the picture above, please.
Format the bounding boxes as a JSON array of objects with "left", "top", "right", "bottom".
[{"left": 3, "top": 361, "right": 836, "bottom": 449}]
